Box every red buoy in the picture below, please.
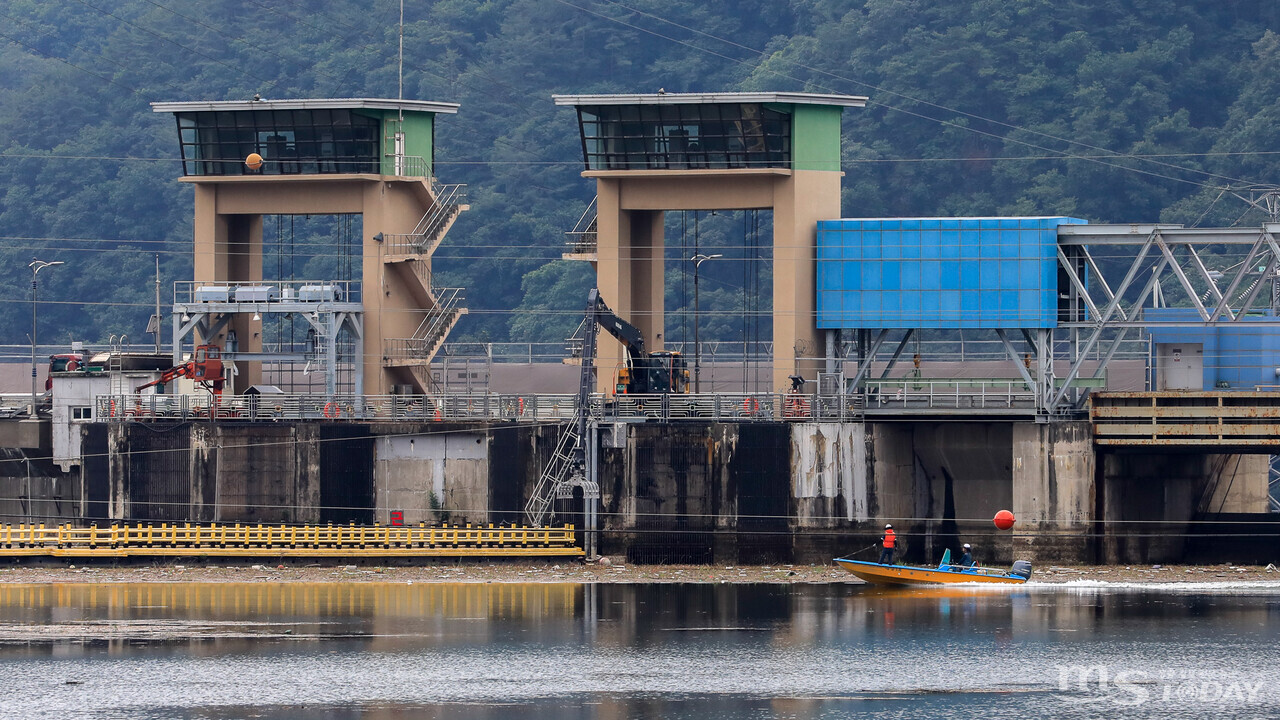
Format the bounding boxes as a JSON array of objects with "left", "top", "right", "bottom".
[{"left": 994, "top": 510, "right": 1016, "bottom": 531}]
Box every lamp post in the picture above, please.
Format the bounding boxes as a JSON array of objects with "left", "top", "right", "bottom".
[
  {"left": 28, "top": 259, "right": 64, "bottom": 417},
  {"left": 690, "top": 253, "right": 721, "bottom": 393}
]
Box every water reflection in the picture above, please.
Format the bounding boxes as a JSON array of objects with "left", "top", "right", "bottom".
[{"left": 0, "top": 582, "right": 1277, "bottom": 719}]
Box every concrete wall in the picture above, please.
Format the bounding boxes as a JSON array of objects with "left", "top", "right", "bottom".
[
  {"left": 1012, "top": 421, "right": 1095, "bottom": 562},
  {"left": 374, "top": 431, "right": 488, "bottom": 525},
  {"left": 1100, "top": 450, "right": 1273, "bottom": 563},
  {"left": 43, "top": 417, "right": 1271, "bottom": 565},
  {"left": 106, "top": 423, "right": 321, "bottom": 524},
  {"left": 1202, "top": 454, "right": 1270, "bottom": 514},
  {"left": 0, "top": 448, "right": 78, "bottom": 524}
]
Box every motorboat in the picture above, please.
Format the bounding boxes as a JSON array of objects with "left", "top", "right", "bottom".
[{"left": 834, "top": 549, "right": 1032, "bottom": 586}]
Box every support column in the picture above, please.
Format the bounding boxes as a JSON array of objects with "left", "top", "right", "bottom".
[
  {"left": 362, "top": 184, "right": 389, "bottom": 396},
  {"left": 193, "top": 187, "right": 263, "bottom": 390},
  {"left": 772, "top": 170, "right": 841, "bottom": 391},
  {"left": 1036, "top": 328, "right": 1053, "bottom": 416},
  {"left": 1011, "top": 420, "right": 1094, "bottom": 563},
  {"left": 628, "top": 210, "right": 665, "bottom": 352},
  {"left": 595, "top": 180, "right": 628, "bottom": 393},
  {"left": 325, "top": 312, "right": 338, "bottom": 397},
  {"left": 228, "top": 214, "right": 263, "bottom": 391}
]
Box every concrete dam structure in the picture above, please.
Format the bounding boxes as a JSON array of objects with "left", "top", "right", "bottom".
[
  {"left": 4, "top": 91, "right": 1279, "bottom": 566},
  {"left": 12, "top": 416, "right": 1246, "bottom": 565}
]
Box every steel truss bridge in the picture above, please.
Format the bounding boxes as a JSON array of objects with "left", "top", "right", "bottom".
[{"left": 842, "top": 223, "right": 1280, "bottom": 417}]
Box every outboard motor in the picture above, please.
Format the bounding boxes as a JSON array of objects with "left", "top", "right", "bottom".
[{"left": 1010, "top": 560, "right": 1033, "bottom": 580}]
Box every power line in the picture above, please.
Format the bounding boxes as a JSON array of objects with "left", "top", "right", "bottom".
[
  {"left": 70, "top": 0, "right": 279, "bottom": 94},
  {"left": 13, "top": 148, "right": 1280, "bottom": 167},
  {"left": 585, "top": 0, "right": 1262, "bottom": 189}
]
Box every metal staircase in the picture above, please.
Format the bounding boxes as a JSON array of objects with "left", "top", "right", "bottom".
[
  {"left": 376, "top": 178, "right": 471, "bottom": 393},
  {"left": 524, "top": 292, "right": 601, "bottom": 527},
  {"left": 562, "top": 196, "right": 598, "bottom": 260},
  {"left": 524, "top": 423, "right": 584, "bottom": 526},
  {"left": 383, "top": 180, "right": 467, "bottom": 257},
  {"left": 384, "top": 287, "right": 467, "bottom": 368}
]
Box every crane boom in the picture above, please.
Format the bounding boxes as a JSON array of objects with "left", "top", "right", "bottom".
[
  {"left": 134, "top": 344, "right": 225, "bottom": 400},
  {"left": 588, "top": 288, "right": 646, "bottom": 356}
]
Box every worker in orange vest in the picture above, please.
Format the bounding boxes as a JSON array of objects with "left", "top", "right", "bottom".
[{"left": 879, "top": 523, "right": 896, "bottom": 565}]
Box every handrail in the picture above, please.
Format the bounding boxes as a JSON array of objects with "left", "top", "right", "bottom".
[
  {"left": 0, "top": 522, "right": 581, "bottom": 557},
  {"left": 395, "top": 154, "right": 430, "bottom": 178},
  {"left": 97, "top": 392, "right": 869, "bottom": 423},
  {"left": 382, "top": 181, "right": 468, "bottom": 256},
  {"left": 173, "top": 279, "right": 361, "bottom": 304},
  {"left": 564, "top": 196, "right": 598, "bottom": 254},
  {"left": 97, "top": 388, "right": 1080, "bottom": 423},
  {"left": 384, "top": 288, "right": 466, "bottom": 363}
]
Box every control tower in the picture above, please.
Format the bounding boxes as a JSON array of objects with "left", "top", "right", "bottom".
[
  {"left": 553, "top": 91, "right": 866, "bottom": 391},
  {"left": 152, "top": 98, "right": 468, "bottom": 396}
]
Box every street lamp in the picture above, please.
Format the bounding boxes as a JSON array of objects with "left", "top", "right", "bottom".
[
  {"left": 28, "top": 259, "right": 64, "bottom": 417},
  {"left": 690, "top": 253, "right": 722, "bottom": 393}
]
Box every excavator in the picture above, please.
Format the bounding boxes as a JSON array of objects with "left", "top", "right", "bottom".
[
  {"left": 134, "top": 344, "right": 225, "bottom": 401},
  {"left": 586, "top": 289, "right": 689, "bottom": 395}
]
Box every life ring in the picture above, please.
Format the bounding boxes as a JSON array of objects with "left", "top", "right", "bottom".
[
  {"left": 742, "top": 397, "right": 759, "bottom": 415},
  {"left": 323, "top": 401, "right": 340, "bottom": 419}
]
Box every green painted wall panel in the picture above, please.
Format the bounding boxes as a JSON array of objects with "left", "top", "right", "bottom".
[
  {"left": 365, "top": 110, "right": 435, "bottom": 176},
  {"left": 791, "top": 105, "right": 842, "bottom": 172}
]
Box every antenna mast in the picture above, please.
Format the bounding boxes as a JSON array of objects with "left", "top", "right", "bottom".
[
  {"left": 394, "top": 0, "right": 406, "bottom": 175},
  {"left": 398, "top": 0, "right": 404, "bottom": 105}
]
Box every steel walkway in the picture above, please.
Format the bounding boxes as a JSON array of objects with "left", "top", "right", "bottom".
[{"left": 0, "top": 523, "right": 583, "bottom": 558}]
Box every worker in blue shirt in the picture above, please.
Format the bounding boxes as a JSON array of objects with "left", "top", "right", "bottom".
[{"left": 958, "top": 543, "right": 974, "bottom": 568}]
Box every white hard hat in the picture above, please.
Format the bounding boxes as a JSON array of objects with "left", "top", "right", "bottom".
[
  {"left": 963, "top": 543, "right": 971, "bottom": 549},
  {"left": 885, "top": 523, "right": 892, "bottom": 529}
]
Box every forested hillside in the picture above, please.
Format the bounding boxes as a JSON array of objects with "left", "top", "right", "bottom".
[{"left": 2, "top": 0, "right": 1279, "bottom": 349}]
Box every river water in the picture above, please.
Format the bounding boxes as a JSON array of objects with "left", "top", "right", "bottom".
[{"left": 0, "top": 580, "right": 1278, "bottom": 719}]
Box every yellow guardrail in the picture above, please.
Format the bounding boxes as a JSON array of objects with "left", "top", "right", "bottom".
[{"left": 0, "top": 522, "right": 583, "bottom": 558}]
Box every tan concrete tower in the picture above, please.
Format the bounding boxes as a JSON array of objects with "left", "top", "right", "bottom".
[
  {"left": 553, "top": 92, "right": 865, "bottom": 392},
  {"left": 152, "top": 98, "right": 468, "bottom": 397}
]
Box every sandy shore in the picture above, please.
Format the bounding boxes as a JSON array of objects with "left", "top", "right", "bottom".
[{"left": 0, "top": 559, "right": 1276, "bottom": 585}]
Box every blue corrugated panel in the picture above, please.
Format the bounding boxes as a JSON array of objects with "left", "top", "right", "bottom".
[
  {"left": 815, "top": 216, "right": 1085, "bottom": 329},
  {"left": 1146, "top": 308, "right": 1280, "bottom": 390}
]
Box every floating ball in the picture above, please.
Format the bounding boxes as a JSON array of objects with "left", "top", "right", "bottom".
[
  {"left": 994, "top": 509, "right": 1016, "bottom": 531},
  {"left": 245, "top": 152, "right": 263, "bottom": 170}
]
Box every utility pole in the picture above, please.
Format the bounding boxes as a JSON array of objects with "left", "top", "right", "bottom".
[{"left": 154, "top": 254, "right": 162, "bottom": 353}]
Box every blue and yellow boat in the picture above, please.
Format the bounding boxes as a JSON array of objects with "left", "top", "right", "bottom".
[{"left": 834, "top": 549, "right": 1032, "bottom": 586}]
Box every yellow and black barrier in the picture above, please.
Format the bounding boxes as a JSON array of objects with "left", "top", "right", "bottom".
[{"left": 0, "top": 522, "right": 584, "bottom": 558}]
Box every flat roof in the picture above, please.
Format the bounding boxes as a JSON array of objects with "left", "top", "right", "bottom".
[
  {"left": 552, "top": 91, "right": 867, "bottom": 108},
  {"left": 151, "top": 98, "right": 460, "bottom": 114}
]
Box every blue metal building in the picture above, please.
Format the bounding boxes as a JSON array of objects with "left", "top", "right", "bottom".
[
  {"left": 816, "top": 217, "right": 1086, "bottom": 329},
  {"left": 1146, "top": 308, "right": 1280, "bottom": 390}
]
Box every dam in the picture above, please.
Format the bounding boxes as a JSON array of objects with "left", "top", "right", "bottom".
[{"left": 1, "top": 92, "right": 1277, "bottom": 565}]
